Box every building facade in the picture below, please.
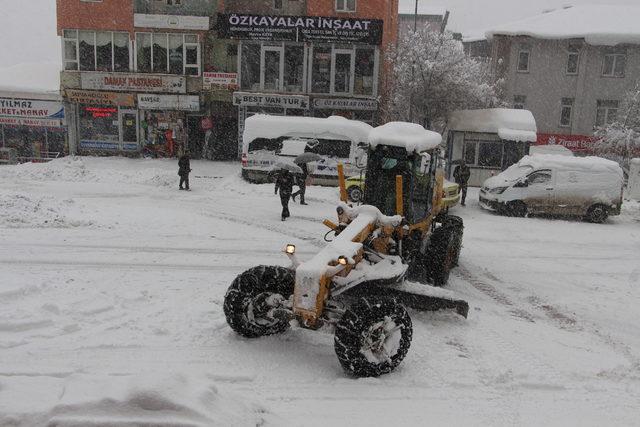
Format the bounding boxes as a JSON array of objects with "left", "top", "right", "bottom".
[
  {"left": 488, "top": 6, "right": 640, "bottom": 154},
  {"left": 56, "top": 0, "right": 398, "bottom": 159}
]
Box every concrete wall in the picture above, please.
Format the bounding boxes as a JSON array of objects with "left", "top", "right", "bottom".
[
  {"left": 57, "top": 0, "right": 134, "bottom": 34},
  {"left": 494, "top": 35, "right": 640, "bottom": 136}
]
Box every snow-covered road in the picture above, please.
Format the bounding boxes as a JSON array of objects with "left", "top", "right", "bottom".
[{"left": 1, "top": 157, "right": 639, "bottom": 426}]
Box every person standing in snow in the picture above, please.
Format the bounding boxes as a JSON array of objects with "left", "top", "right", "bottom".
[
  {"left": 453, "top": 160, "right": 471, "bottom": 206},
  {"left": 292, "top": 163, "right": 309, "bottom": 205},
  {"left": 178, "top": 152, "right": 191, "bottom": 191},
  {"left": 275, "top": 169, "right": 295, "bottom": 221}
]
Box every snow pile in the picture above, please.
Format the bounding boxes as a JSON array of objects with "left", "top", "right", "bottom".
[
  {"left": 0, "top": 192, "right": 94, "bottom": 228},
  {"left": 530, "top": 145, "right": 574, "bottom": 157},
  {"left": 2, "top": 157, "right": 98, "bottom": 183},
  {"left": 448, "top": 108, "right": 537, "bottom": 142},
  {"left": 518, "top": 154, "right": 623, "bottom": 174},
  {"left": 7, "top": 373, "right": 266, "bottom": 427},
  {"left": 397, "top": 1, "right": 446, "bottom": 17},
  {"left": 242, "top": 114, "right": 372, "bottom": 153},
  {"left": 486, "top": 5, "right": 640, "bottom": 46},
  {"left": 369, "top": 122, "right": 442, "bottom": 153}
]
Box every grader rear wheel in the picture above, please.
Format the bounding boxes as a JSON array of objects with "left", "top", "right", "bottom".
[
  {"left": 223, "top": 265, "right": 294, "bottom": 338},
  {"left": 426, "top": 226, "right": 457, "bottom": 287}
]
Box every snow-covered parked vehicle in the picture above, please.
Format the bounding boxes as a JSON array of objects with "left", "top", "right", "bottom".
[
  {"left": 241, "top": 115, "right": 372, "bottom": 186},
  {"left": 479, "top": 154, "right": 624, "bottom": 222},
  {"left": 224, "top": 122, "right": 469, "bottom": 377}
]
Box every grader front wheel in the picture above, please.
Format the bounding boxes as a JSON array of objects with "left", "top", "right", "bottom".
[
  {"left": 223, "top": 265, "right": 294, "bottom": 338},
  {"left": 334, "top": 298, "right": 413, "bottom": 377}
]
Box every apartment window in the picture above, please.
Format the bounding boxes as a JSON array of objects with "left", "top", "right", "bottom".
[
  {"left": 560, "top": 98, "right": 574, "bottom": 127},
  {"left": 566, "top": 45, "right": 580, "bottom": 75},
  {"left": 240, "top": 42, "right": 306, "bottom": 93},
  {"left": 464, "top": 140, "right": 503, "bottom": 168},
  {"left": 602, "top": 53, "right": 626, "bottom": 77},
  {"left": 513, "top": 95, "right": 526, "bottom": 110},
  {"left": 595, "top": 100, "right": 619, "bottom": 127},
  {"left": 274, "top": 0, "right": 283, "bottom": 9},
  {"left": 517, "top": 50, "right": 530, "bottom": 72},
  {"left": 136, "top": 33, "right": 200, "bottom": 75},
  {"left": 63, "top": 30, "right": 130, "bottom": 72},
  {"left": 336, "top": 0, "right": 356, "bottom": 12}
]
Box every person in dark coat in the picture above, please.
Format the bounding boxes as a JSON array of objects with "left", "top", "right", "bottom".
[
  {"left": 292, "top": 163, "right": 309, "bottom": 205},
  {"left": 453, "top": 160, "right": 471, "bottom": 206},
  {"left": 275, "top": 169, "right": 295, "bottom": 221},
  {"left": 178, "top": 152, "right": 191, "bottom": 190}
]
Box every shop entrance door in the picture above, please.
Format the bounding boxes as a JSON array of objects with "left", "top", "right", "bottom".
[
  {"left": 120, "top": 109, "right": 138, "bottom": 151},
  {"left": 261, "top": 46, "right": 284, "bottom": 91}
]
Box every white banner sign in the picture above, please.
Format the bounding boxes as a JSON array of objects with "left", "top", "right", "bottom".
[
  {"left": 0, "top": 98, "right": 64, "bottom": 121},
  {"left": 313, "top": 98, "right": 378, "bottom": 111},
  {"left": 134, "top": 13, "right": 210, "bottom": 31},
  {"left": 81, "top": 72, "right": 186, "bottom": 93},
  {"left": 137, "top": 94, "right": 200, "bottom": 111},
  {"left": 203, "top": 72, "right": 238, "bottom": 88},
  {"left": 233, "top": 92, "right": 309, "bottom": 109},
  {"left": 0, "top": 117, "right": 63, "bottom": 127}
]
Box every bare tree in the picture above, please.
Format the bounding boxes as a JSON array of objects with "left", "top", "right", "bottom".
[
  {"left": 387, "top": 29, "right": 501, "bottom": 132},
  {"left": 594, "top": 85, "right": 640, "bottom": 173}
]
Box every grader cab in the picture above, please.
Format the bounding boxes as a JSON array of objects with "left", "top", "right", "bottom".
[{"left": 224, "top": 122, "right": 468, "bottom": 377}]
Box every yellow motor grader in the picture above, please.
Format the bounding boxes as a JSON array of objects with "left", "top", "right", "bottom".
[{"left": 224, "top": 122, "right": 468, "bottom": 377}]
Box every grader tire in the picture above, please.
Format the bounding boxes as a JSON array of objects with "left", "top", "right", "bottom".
[
  {"left": 426, "top": 226, "right": 457, "bottom": 287},
  {"left": 334, "top": 298, "right": 412, "bottom": 377},
  {"left": 223, "top": 265, "right": 294, "bottom": 338},
  {"left": 443, "top": 215, "right": 464, "bottom": 267}
]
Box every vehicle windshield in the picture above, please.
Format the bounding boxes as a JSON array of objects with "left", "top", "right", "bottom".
[{"left": 500, "top": 164, "right": 533, "bottom": 181}]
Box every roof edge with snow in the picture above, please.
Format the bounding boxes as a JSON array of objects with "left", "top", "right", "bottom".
[{"left": 448, "top": 108, "right": 538, "bottom": 143}]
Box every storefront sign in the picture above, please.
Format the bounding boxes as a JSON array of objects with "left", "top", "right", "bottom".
[
  {"left": 65, "top": 89, "right": 136, "bottom": 107},
  {"left": 203, "top": 72, "right": 238, "bottom": 88},
  {"left": 134, "top": 13, "right": 210, "bottom": 31},
  {"left": 0, "top": 97, "right": 64, "bottom": 127},
  {"left": 313, "top": 98, "right": 378, "bottom": 111},
  {"left": 81, "top": 72, "right": 186, "bottom": 93},
  {"left": 536, "top": 134, "right": 596, "bottom": 154},
  {"left": 233, "top": 92, "right": 309, "bottom": 109},
  {"left": 137, "top": 94, "right": 200, "bottom": 111},
  {"left": 218, "top": 13, "right": 384, "bottom": 45}
]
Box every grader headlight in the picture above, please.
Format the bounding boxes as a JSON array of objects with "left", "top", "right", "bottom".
[
  {"left": 338, "top": 256, "right": 348, "bottom": 266},
  {"left": 285, "top": 244, "right": 296, "bottom": 254}
]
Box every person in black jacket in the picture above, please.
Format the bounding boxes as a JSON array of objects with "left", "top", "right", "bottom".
[
  {"left": 275, "top": 169, "right": 295, "bottom": 221},
  {"left": 292, "top": 163, "right": 309, "bottom": 205},
  {"left": 453, "top": 160, "right": 471, "bottom": 206},
  {"left": 178, "top": 152, "right": 191, "bottom": 191}
]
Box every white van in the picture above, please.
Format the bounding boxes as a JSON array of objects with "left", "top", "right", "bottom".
[
  {"left": 241, "top": 115, "right": 372, "bottom": 185},
  {"left": 479, "top": 155, "right": 624, "bottom": 223}
]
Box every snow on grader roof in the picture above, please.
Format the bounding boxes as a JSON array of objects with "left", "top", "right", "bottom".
[
  {"left": 448, "top": 108, "right": 537, "bottom": 143},
  {"left": 518, "top": 154, "right": 623, "bottom": 174},
  {"left": 242, "top": 115, "right": 372, "bottom": 152},
  {"left": 368, "top": 122, "right": 442, "bottom": 153},
  {"left": 486, "top": 5, "right": 640, "bottom": 46}
]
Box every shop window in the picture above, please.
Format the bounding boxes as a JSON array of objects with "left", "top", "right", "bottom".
[
  {"left": 464, "top": 140, "right": 503, "bottom": 168},
  {"left": 333, "top": 50, "right": 353, "bottom": 94},
  {"left": 136, "top": 33, "right": 200, "bottom": 75},
  {"left": 241, "top": 43, "right": 261, "bottom": 91},
  {"left": 63, "top": 30, "right": 130, "bottom": 72},
  {"left": 284, "top": 45, "right": 304, "bottom": 93},
  {"left": 354, "top": 48, "right": 375, "bottom": 96},
  {"left": 79, "top": 105, "right": 119, "bottom": 147},
  {"left": 312, "top": 46, "right": 332, "bottom": 94},
  {"left": 263, "top": 45, "right": 283, "bottom": 91}
]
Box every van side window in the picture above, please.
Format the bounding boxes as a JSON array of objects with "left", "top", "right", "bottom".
[
  {"left": 305, "top": 139, "right": 351, "bottom": 158},
  {"left": 527, "top": 170, "right": 552, "bottom": 184},
  {"left": 248, "top": 138, "right": 281, "bottom": 153}
]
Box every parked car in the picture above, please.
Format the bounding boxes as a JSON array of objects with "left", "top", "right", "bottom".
[
  {"left": 345, "top": 174, "right": 461, "bottom": 209},
  {"left": 479, "top": 155, "right": 624, "bottom": 223}
]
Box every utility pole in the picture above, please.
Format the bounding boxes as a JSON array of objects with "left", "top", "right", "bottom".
[{"left": 408, "top": 0, "right": 418, "bottom": 123}]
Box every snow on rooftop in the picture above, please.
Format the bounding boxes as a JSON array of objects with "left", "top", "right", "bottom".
[
  {"left": 0, "top": 62, "right": 61, "bottom": 94},
  {"left": 242, "top": 115, "right": 372, "bottom": 152},
  {"left": 518, "top": 154, "right": 623, "bottom": 174},
  {"left": 448, "top": 108, "right": 537, "bottom": 143},
  {"left": 486, "top": 5, "right": 640, "bottom": 46},
  {"left": 369, "top": 122, "right": 442, "bottom": 153}
]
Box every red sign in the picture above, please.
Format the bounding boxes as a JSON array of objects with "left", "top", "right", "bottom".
[
  {"left": 536, "top": 134, "right": 596, "bottom": 154},
  {"left": 201, "top": 116, "right": 213, "bottom": 131}
]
